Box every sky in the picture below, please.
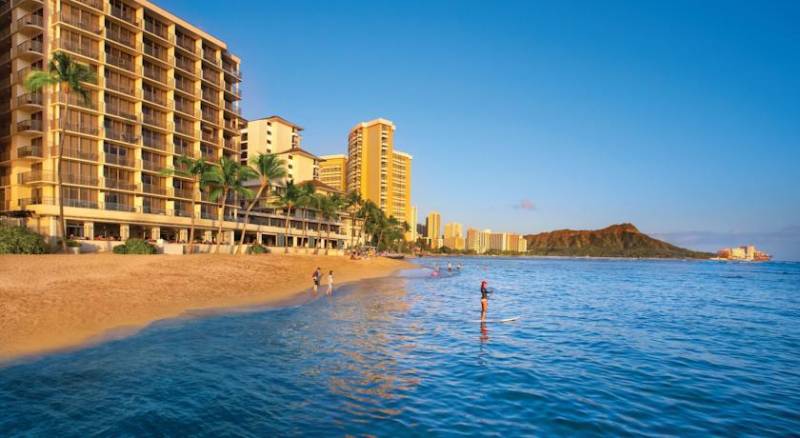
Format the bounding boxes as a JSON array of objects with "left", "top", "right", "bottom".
[{"left": 158, "top": 0, "right": 800, "bottom": 259}]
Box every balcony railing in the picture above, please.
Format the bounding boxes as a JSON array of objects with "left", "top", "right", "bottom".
[
  {"left": 18, "top": 170, "right": 54, "bottom": 184},
  {"left": 224, "top": 119, "right": 237, "bottom": 131},
  {"left": 59, "top": 13, "right": 100, "bottom": 32},
  {"left": 224, "top": 101, "right": 242, "bottom": 115},
  {"left": 18, "top": 13, "right": 44, "bottom": 29},
  {"left": 144, "top": 21, "right": 172, "bottom": 42},
  {"left": 175, "top": 79, "right": 196, "bottom": 95},
  {"left": 63, "top": 146, "right": 98, "bottom": 161},
  {"left": 175, "top": 123, "right": 196, "bottom": 137},
  {"left": 224, "top": 139, "right": 238, "bottom": 150},
  {"left": 104, "top": 178, "right": 137, "bottom": 191},
  {"left": 60, "top": 93, "right": 98, "bottom": 110},
  {"left": 142, "top": 183, "right": 167, "bottom": 195},
  {"left": 142, "top": 137, "right": 167, "bottom": 151},
  {"left": 105, "top": 79, "right": 139, "bottom": 97},
  {"left": 105, "top": 128, "right": 140, "bottom": 144},
  {"left": 18, "top": 197, "right": 55, "bottom": 208},
  {"left": 16, "top": 92, "right": 42, "bottom": 107},
  {"left": 142, "top": 159, "right": 165, "bottom": 171},
  {"left": 17, "top": 144, "right": 43, "bottom": 158},
  {"left": 143, "top": 90, "right": 170, "bottom": 108},
  {"left": 110, "top": 5, "right": 138, "bottom": 26},
  {"left": 144, "top": 64, "right": 170, "bottom": 84},
  {"left": 173, "top": 187, "right": 194, "bottom": 199},
  {"left": 17, "top": 39, "right": 43, "bottom": 56},
  {"left": 57, "top": 38, "right": 99, "bottom": 59},
  {"left": 74, "top": 0, "right": 105, "bottom": 12},
  {"left": 142, "top": 113, "right": 168, "bottom": 129},
  {"left": 105, "top": 54, "right": 138, "bottom": 74},
  {"left": 65, "top": 123, "right": 99, "bottom": 136},
  {"left": 104, "top": 153, "right": 136, "bottom": 167},
  {"left": 223, "top": 64, "right": 242, "bottom": 79},
  {"left": 104, "top": 201, "right": 135, "bottom": 212},
  {"left": 142, "top": 204, "right": 167, "bottom": 215},
  {"left": 201, "top": 131, "right": 217, "bottom": 143},
  {"left": 173, "top": 144, "right": 194, "bottom": 157},
  {"left": 202, "top": 111, "right": 218, "bottom": 124},
  {"left": 175, "top": 57, "right": 196, "bottom": 75},
  {"left": 104, "top": 102, "right": 138, "bottom": 121},
  {"left": 105, "top": 28, "right": 138, "bottom": 50},
  {"left": 17, "top": 119, "right": 44, "bottom": 132},
  {"left": 63, "top": 174, "right": 99, "bottom": 186},
  {"left": 175, "top": 208, "right": 194, "bottom": 218},
  {"left": 66, "top": 198, "right": 99, "bottom": 209}
]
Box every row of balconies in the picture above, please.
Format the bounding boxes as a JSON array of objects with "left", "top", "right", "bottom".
[{"left": 0, "top": 0, "right": 44, "bottom": 16}]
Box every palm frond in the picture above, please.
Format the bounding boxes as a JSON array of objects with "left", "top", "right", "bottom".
[{"left": 24, "top": 70, "right": 58, "bottom": 93}]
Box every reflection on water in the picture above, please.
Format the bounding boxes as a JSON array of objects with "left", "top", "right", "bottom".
[{"left": 1, "top": 258, "right": 800, "bottom": 435}]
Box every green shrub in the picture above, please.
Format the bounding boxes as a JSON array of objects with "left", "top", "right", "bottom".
[
  {"left": 113, "top": 238, "right": 157, "bottom": 255},
  {"left": 247, "top": 244, "right": 269, "bottom": 254},
  {"left": 0, "top": 224, "right": 48, "bottom": 254}
]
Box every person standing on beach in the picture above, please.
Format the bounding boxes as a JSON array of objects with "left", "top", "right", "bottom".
[
  {"left": 312, "top": 267, "right": 322, "bottom": 293},
  {"left": 480, "top": 280, "right": 492, "bottom": 320},
  {"left": 327, "top": 270, "right": 334, "bottom": 295}
]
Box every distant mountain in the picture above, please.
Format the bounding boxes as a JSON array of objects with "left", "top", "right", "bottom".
[{"left": 524, "top": 223, "right": 713, "bottom": 259}]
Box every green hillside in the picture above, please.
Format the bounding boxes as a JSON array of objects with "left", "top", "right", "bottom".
[{"left": 524, "top": 223, "right": 713, "bottom": 259}]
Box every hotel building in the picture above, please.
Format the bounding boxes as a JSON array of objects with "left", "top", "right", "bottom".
[
  {"left": 425, "top": 210, "right": 440, "bottom": 248},
  {"left": 346, "top": 118, "right": 413, "bottom": 237},
  {"left": 0, "top": 0, "right": 246, "bottom": 242},
  {"left": 318, "top": 153, "right": 346, "bottom": 192},
  {"left": 443, "top": 221, "right": 464, "bottom": 250},
  {"left": 0, "top": 0, "right": 348, "bottom": 250},
  {"left": 241, "top": 116, "right": 319, "bottom": 184}
]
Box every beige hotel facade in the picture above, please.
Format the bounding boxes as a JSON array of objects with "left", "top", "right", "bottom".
[{"left": 0, "top": 0, "right": 348, "bottom": 250}]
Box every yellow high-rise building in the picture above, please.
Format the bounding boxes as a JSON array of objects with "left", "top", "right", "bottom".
[
  {"left": 242, "top": 116, "right": 319, "bottom": 185},
  {"left": 318, "top": 154, "right": 346, "bottom": 192},
  {"left": 444, "top": 222, "right": 462, "bottom": 239},
  {"left": 0, "top": 0, "right": 247, "bottom": 243},
  {"left": 346, "top": 118, "right": 413, "bottom": 237},
  {"left": 426, "top": 211, "right": 440, "bottom": 249}
]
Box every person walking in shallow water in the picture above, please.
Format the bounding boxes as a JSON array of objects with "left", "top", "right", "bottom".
[
  {"left": 312, "top": 267, "right": 322, "bottom": 293},
  {"left": 326, "top": 270, "right": 334, "bottom": 295}
]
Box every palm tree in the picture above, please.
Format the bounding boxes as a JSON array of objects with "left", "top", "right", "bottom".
[
  {"left": 357, "top": 199, "right": 383, "bottom": 248},
  {"left": 235, "top": 153, "right": 287, "bottom": 255},
  {"left": 295, "top": 182, "right": 318, "bottom": 250},
  {"left": 317, "top": 193, "right": 343, "bottom": 253},
  {"left": 275, "top": 181, "right": 301, "bottom": 252},
  {"left": 161, "top": 155, "right": 210, "bottom": 253},
  {"left": 25, "top": 52, "right": 95, "bottom": 251},
  {"left": 344, "top": 191, "right": 363, "bottom": 248},
  {"left": 202, "top": 156, "right": 255, "bottom": 253}
]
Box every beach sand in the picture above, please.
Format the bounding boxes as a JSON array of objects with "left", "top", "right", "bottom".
[{"left": 0, "top": 253, "right": 412, "bottom": 361}]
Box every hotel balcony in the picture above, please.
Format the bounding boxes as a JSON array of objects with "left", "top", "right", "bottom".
[
  {"left": 16, "top": 144, "right": 43, "bottom": 159},
  {"left": 141, "top": 203, "right": 167, "bottom": 215},
  {"left": 59, "top": 93, "right": 99, "bottom": 112},
  {"left": 104, "top": 153, "right": 137, "bottom": 168},
  {"left": 104, "top": 103, "right": 138, "bottom": 122},
  {"left": 16, "top": 39, "right": 43, "bottom": 60},
  {"left": 175, "top": 36, "right": 200, "bottom": 57},
  {"left": 105, "top": 79, "right": 141, "bottom": 98},
  {"left": 173, "top": 187, "right": 194, "bottom": 199},
  {"left": 174, "top": 79, "right": 197, "bottom": 97},
  {"left": 202, "top": 49, "right": 220, "bottom": 67},
  {"left": 201, "top": 130, "right": 217, "bottom": 143},
  {"left": 142, "top": 183, "right": 167, "bottom": 196},
  {"left": 62, "top": 146, "right": 98, "bottom": 161},
  {"left": 201, "top": 110, "right": 219, "bottom": 125},
  {"left": 103, "top": 178, "right": 137, "bottom": 191},
  {"left": 223, "top": 64, "right": 242, "bottom": 80},
  {"left": 223, "top": 119, "right": 237, "bottom": 132},
  {"left": 141, "top": 158, "right": 166, "bottom": 172},
  {"left": 143, "top": 48, "right": 173, "bottom": 68},
  {"left": 71, "top": 0, "right": 106, "bottom": 13},
  {"left": 142, "top": 113, "right": 170, "bottom": 130},
  {"left": 64, "top": 122, "right": 100, "bottom": 136},
  {"left": 58, "top": 12, "right": 101, "bottom": 33},
  {"left": 18, "top": 170, "right": 54, "bottom": 184},
  {"left": 109, "top": 4, "right": 138, "bottom": 27},
  {"left": 143, "top": 65, "right": 172, "bottom": 86},
  {"left": 17, "top": 13, "right": 43, "bottom": 34},
  {"left": 224, "top": 100, "right": 242, "bottom": 115},
  {"left": 63, "top": 173, "right": 99, "bottom": 186},
  {"left": 104, "top": 201, "right": 135, "bottom": 212},
  {"left": 143, "top": 90, "right": 173, "bottom": 110},
  {"left": 175, "top": 57, "right": 198, "bottom": 77},
  {"left": 173, "top": 144, "right": 194, "bottom": 157},
  {"left": 16, "top": 92, "right": 42, "bottom": 109},
  {"left": 174, "top": 123, "right": 198, "bottom": 139},
  {"left": 105, "top": 54, "right": 141, "bottom": 75},
  {"left": 224, "top": 83, "right": 241, "bottom": 99},
  {"left": 105, "top": 128, "right": 140, "bottom": 144},
  {"left": 175, "top": 103, "right": 200, "bottom": 119},
  {"left": 174, "top": 207, "right": 194, "bottom": 218},
  {"left": 16, "top": 119, "right": 44, "bottom": 134},
  {"left": 56, "top": 38, "right": 99, "bottom": 60},
  {"left": 105, "top": 28, "right": 140, "bottom": 51},
  {"left": 144, "top": 22, "right": 174, "bottom": 44},
  {"left": 65, "top": 198, "right": 99, "bottom": 209},
  {"left": 18, "top": 197, "right": 55, "bottom": 208}
]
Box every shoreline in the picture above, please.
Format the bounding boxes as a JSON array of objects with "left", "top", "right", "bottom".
[{"left": 0, "top": 254, "right": 412, "bottom": 363}]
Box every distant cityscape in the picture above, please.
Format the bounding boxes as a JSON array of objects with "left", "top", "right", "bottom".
[
  {"left": 715, "top": 245, "right": 771, "bottom": 262},
  {"left": 415, "top": 211, "right": 528, "bottom": 254}
]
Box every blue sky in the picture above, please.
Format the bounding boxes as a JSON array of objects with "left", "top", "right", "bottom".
[{"left": 158, "top": 0, "right": 799, "bottom": 259}]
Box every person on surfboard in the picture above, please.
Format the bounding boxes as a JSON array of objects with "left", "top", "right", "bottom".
[{"left": 480, "top": 280, "right": 492, "bottom": 320}]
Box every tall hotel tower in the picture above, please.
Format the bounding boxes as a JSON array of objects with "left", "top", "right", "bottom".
[
  {"left": 346, "top": 118, "right": 413, "bottom": 238},
  {"left": 0, "top": 0, "right": 244, "bottom": 242}
]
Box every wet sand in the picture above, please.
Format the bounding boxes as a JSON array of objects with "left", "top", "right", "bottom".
[{"left": 0, "top": 253, "right": 412, "bottom": 361}]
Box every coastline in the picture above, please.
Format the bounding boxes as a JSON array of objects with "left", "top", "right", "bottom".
[{"left": 0, "top": 254, "right": 412, "bottom": 362}]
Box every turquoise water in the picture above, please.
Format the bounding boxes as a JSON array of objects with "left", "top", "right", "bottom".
[{"left": 1, "top": 258, "right": 799, "bottom": 436}]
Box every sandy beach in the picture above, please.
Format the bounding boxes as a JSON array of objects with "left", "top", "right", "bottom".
[{"left": 0, "top": 253, "right": 411, "bottom": 361}]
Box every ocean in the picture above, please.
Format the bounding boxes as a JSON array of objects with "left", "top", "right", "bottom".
[{"left": 1, "top": 257, "right": 799, "bottom": 436}]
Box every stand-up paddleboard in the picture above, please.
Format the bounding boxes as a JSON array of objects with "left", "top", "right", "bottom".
[{"left": 473, "top": 316, "right": 520, "bottom": 323}]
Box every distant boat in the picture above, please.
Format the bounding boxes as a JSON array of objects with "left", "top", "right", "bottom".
[{"left": 385, "top": 254, "right": 406, "bottom": 260}]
